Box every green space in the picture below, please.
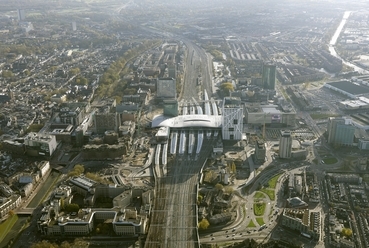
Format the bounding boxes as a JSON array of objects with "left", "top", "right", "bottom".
[
  {"left": 268, "top": 174, "right": 282, "bottom": 189},
  {"left": 256, "top": 217, "right": 265, "bottom": 226},
  {"left": 254, "top": 192, "right": 265, "bottom": 199},
  {"left": 0, "top": 214, "right": 18, "bottom": 243},
  {"left": 260, "top": 188, "right": 275, "bottom": 201},
  {"left": 323, "top": 157, "right": 338, "bottom": 165},
  {"left": 253, "top": 202, "right": 266, "bottom": 216},
  {"left": 310, "top": 113, "right": 339, "bottom": 120},
  {"left": 247, "top": 220, "right": 256, "bottom": 228}
]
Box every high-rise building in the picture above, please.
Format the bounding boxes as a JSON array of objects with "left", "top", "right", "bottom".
[
  {"left": 222, "top": 97, "right": 243, "bottom": 140},
  {"left": 279, "top": 130, "right": 292, "bottom": 158},
  {"left": 327, "top": 117, "right": 355, "bottom": 146},
  {"left": 72, "top": 21, "right": 77, "bottom": 31},
  {"left": 156, "top": 78, "right": 176, "bottom": 100},
  {"left": 17, "top": 9, "right": 25, "bottom": 21},
  {"left": 262, "top": 63, "right": 276, "bottom": 90},
  {"left": 254, "top": 139, "right": 266, "bottom": 162}
]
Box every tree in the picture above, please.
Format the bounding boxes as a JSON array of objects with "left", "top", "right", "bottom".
[
  {"left": 69, "top": 67, "right": 80, "bottom": 76},
  {"left": 68, "top": 164, "right": 85, "bottom": 177},
  {"left": 341, "top": 228, "right": 352, "bottom": 237},
  {"left": 197, "top": 195, "right": 203, "bottom": 205},
  {"left": 2, "top": 70, "right": 14, "bottom": 78},
  {"left": 8, "top": 210, "right": 15, "bottom": 216},
  {"left": 215, "top": 183, "right": 224, "bottom": 191},
  {"left": 31, "top": 240, "right": 59, "bottom": 248},
  {"left": 60, "top": 241, "right": 71, "bottom": 248},
  {"left": 64, "top": 203, "right": 79, "bottom": 213},
  {"left": 219, "top": 82, "right": 234, "bottom": 96},
  {"left": 224, "top": 186, "right": 234, "bottom": 194},
  {"left": 198, "top": 218, "right": 210, "bottom": 230}
]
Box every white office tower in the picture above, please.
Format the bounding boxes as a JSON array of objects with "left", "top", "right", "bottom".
[
  {"left": 72, "top": 21, "right": 77, "bottom": 31},
  {"left": 222, "top": 97, "right": 243, "bottom": 140},
  {"left": 17, "top": 9, "right": 25, "bottom": 21},
  {"left": 279, "top": 130, "right": 292, "bottom": 158}
]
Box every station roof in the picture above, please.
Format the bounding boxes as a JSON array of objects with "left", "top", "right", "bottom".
[{"left": 152, "top": 114, "right": 222, "bottom": 128}]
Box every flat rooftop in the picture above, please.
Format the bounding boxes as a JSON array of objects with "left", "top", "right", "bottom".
[{"left": 327, "top": 81, "right": 369, "bottom": 95}]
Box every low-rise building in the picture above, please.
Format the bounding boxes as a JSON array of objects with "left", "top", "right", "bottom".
[
  {"left": 24, "top": 132, "right": 58, "bottom": 156},
  {"left": 0, "top": 195, "right": 22, "bottom": 218},
  {"left": 280, "top": 209, "right": 320, "bottom": 239}
]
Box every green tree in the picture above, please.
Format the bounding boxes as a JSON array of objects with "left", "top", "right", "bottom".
[
  {"left": 198, "top": 218, "right": 210, "bottom": 230},
  {"left": 197, "top": 195, "right": 203, "bottom": 205},
  {"left": 2, "top": 70, "right": 14, "bottom": 78},
  {"left": 8, "top": 210, "right": 15, "bottom": 216},
  {"left": 224, "top": 186, "right": 234, "bottom": 194},
  {"left": 31, "top": 240, "right": 59, "bottom": 248},
  {"left": 69, "top": 67, "right": 80, "bottom": 76},
  {"left": 220, "top": 82, "right": 234, "bottom": 96},
  {"left": 341, "top": 228, "right": 352, "bottom": 237},
  {"left": 64, "top": 203, "right": 79, "bottom": 213},
  {"left": 215, "top": 183, "right": 224, "bottom": 191},
  {"left": 68, "top": 164, "right": 85, "bottom": 177}
]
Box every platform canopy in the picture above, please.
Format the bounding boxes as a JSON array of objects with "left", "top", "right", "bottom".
[{"left": 151, "top": 114, "right": 222, "bottom": 128}]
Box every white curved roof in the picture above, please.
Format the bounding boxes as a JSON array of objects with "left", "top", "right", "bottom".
[{"left": 152, "top": 114, "right": 222, "bottom": 128}]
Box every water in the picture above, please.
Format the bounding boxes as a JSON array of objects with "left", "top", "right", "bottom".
[
  {"left": 27, "top": 172, "right": 60, "bottom": 208},
  {"left": 328, "top": 11, "right": 369, "bottom": 74}
]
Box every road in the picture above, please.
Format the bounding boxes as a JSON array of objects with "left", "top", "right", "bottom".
[{"left": 145, "top": 140, "right": 213, "bottom": 248}]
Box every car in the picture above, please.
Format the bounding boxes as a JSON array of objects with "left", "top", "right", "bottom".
[
  {"left": 211, "top": 237, "right": 214, "bottom": 240},
  {"left": 225, "top": 230, "right": 228, "bottom": 233},
  {"left": 247, "top": 231, "right": 251, "bottom": 234},
  {"left": 232, "top": 228, "right": 236, "bottom": 232},
  {"left": 226, "top": 235, "right": 229, "bottom": 238}
]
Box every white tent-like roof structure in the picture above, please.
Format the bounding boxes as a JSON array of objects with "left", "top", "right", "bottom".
[{"left": 151, "top": 114, "right": 222, "bottom": 128}]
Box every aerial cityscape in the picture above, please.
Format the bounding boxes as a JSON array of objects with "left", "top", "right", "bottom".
[{"left": 1, "top": 0, "right": 369, "bottom": 247}]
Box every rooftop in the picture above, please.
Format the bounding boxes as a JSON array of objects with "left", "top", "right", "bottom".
[
  {"left": 326, "top": 81, "right": 369, "bottom": 95},
  {"left": 152, "top": 114, "right": 222, "bottom": 128}
]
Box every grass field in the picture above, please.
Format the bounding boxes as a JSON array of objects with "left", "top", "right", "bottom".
[
  {"left": 254, "top": 192, "right": 265, "bottom": 199},
  {"left": 323, "top": 157, "right": 338, "bottom": 165},
  {"left": 247, "top": 220, "right": 256, "bottom": 228},
  {"left": 256, "top": 217, "right": 265, "bottom": 226},
  {"left": 0, "top": 215, "right": 18, "bottom": 243},
  {"left": 253, "top": 202, "right": 266, "bottom": 216},
  {"left": 268, "top": 174, "right": 282, "bottom": 189},
  {"left": 260, "top": 188, "right": 275, "bottom": 201}
]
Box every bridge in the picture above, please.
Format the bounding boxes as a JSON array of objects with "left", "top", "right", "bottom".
[{"left": 15, "top": 208, "right": 35, "bottom": 215}]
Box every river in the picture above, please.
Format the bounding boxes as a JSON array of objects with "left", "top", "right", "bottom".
[{"left": 328, "top": 11, "right": 369, "bottom": 74}]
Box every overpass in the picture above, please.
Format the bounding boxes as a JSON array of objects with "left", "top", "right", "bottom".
[{"left": 15, "top": 208, "right": 35, "bottom": 215}]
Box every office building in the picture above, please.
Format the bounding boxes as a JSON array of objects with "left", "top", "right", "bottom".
[
  {"left": 72, "top": 21, "right": 77, "bottom": 31},
  {"left": 92, "top": 99, "right": 119, "bottom": 134},
  {"left": 222, "top": 97, "right": 243, "bottom": 140},
  {"left": 17, "top": 9, "right": 25, "bottom": 21},
  {"left": 279, "top": 130, "right": 292, "bottom": 158},
  {"left": 245, "top": 103, "right": 296, "bottom": 127},
  {"left": 254, "top": 139, "right": 266, "bottom": 163},
  {"left": 281, "top": 209, "right": 320, "bottom": 240},
  {"left": 24, "top": 132, "right": 58, "bottom": 156},
  {"left": 262, "top": 63, "right": 276, "bottom": 90},
  {"left": 156, "top": 78, "right": 176, "bottom": 100},
  {"left": 327, "top": 117, "right": 355, "bottom": 146}
]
